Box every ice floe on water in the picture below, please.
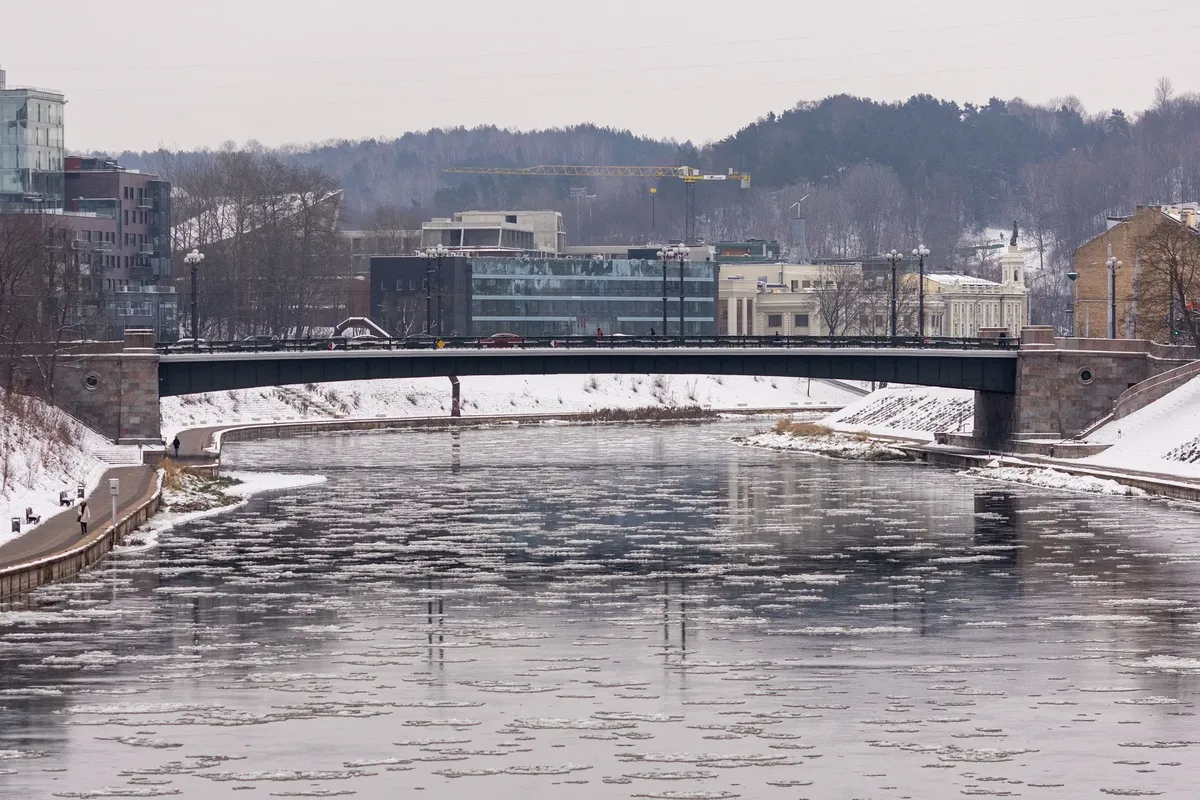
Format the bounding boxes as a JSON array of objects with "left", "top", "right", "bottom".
[{"left": 2, "top": 421, "right": 1199, "bottom": 798}]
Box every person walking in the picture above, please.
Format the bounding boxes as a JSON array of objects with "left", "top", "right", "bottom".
[
  {"left": 77, "top": 500, "right": 91, "bottom": 536},
  {"left": 650, "top": 327, "right": 656, "bottom": 337},
  {"left": 172, "top": 436, "right": 181, "bottom": 458}
]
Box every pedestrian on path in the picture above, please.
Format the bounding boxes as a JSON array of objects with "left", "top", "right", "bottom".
[
  {"left": 77, "top": 500, "right": 91, "bottom": 536},
  {"left": 172, "top": 436, "right": 181, "bottom": 458}
]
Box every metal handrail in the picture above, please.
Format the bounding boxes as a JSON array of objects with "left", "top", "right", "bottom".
[{"left": 156, "top": 334, "right": 1021, "bottom": 355}]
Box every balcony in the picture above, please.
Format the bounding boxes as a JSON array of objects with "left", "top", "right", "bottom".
[
  {"left": 70, "top": 239, "right": 91, "bottom": 251},
  {"left": 138, "top": 244, "right": 155, "bottom": 255},
  {"left": 136, "top": 197, "right": 153, "bottom": 209}
]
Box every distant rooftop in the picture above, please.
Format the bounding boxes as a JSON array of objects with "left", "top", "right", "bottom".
[{"left": 925, "top": 273, "right": 1002, "bottom": 288}]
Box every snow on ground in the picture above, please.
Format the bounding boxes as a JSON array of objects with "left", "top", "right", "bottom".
[
  {"left": 160, "top": 375, "right": 860, "bottom": 441},
  {"left": 0, "top": 392, "right": 118, "bottom": 549},
  {"left": 738, "top": 428, "right": 910, "bottom": 461},
  {"left": 961, "top": 464, "right": 1148, "bottom": 497},
  {"left": 821, "top": 385, "right": 975, "bottom": 441},
  {"left": 1079, "top": 375, "right": 1200, "bottom": 479}
]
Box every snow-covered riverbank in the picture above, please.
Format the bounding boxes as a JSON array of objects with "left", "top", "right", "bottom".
[
  {"left": 0, "top": 392, "right": 121, "bottom": 549},
  {"left": 161, "top": 374, "right": 862, "bottom": 441}
]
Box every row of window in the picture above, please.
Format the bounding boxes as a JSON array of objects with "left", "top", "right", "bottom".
[
  {"left": 766, "top": 314, "right": 811, "bottom": 328},
  {"left": 124, "top": 208, "right": 151, "bottom": 225}
]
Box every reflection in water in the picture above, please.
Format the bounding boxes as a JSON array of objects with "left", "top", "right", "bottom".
[{"left": 0, "top": 421, "right": 1198, "bottom": 799}]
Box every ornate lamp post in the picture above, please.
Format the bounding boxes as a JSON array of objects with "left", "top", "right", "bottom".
[
  {"left": 183, "top": 248, "right": 205, "bottom": 351},
  {"left": 912, "top": 244, "right": 930, "bottom": 336},
  {"left": 657, "top": 246, "right": 673, "bottom": 336},
  {"left": 676, "top": 246, "right": 690, "bottom": 338},
  {"left": 415, "top": 244, "right": 449, "bottom": 335},
  {"left": 885, "top": 249, "right": 903, "bottom": 337},
  {"left": 1106, "top": 255, "right": 1122, "bottom": 339}
]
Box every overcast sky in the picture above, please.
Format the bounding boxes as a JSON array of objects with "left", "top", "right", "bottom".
[{"left": 5, "top": 0, "right": 1194, "bottom": 153}]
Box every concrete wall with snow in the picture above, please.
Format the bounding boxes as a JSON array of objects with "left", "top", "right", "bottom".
[
  {"left": 822, "top": 386, "right": 975, "bottom": 440},
  {"left": 160, "top": 375, "right": 862, "bottom": 441}
]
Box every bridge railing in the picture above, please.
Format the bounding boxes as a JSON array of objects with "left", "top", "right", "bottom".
[{"left": 156, "top": 334, "right": 1020, "bottom": 355}]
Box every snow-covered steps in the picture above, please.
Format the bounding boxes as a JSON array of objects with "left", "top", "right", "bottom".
[{"left": 92, "top": 447, "right": 146, "bottom": 466}]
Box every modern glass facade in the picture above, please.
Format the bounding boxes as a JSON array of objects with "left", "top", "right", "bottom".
[
  {"left": 0, "top": 89, "right": 65, "bottom": 211},
  {"left": 470, "top": 258, "right": 718, "bottom": 337}
]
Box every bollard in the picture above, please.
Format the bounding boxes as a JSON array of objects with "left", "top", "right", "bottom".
[{"left": 11, "top": 517, "right": 19, "bottom": 534}]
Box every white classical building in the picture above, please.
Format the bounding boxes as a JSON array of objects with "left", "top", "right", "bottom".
[{"left": 718, "top": 244, "right": 1029, "bottom": 337}]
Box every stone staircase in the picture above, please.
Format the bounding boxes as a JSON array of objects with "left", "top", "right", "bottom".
[
  {"left": 274, "top": 386, "right": 347, "bottom": 420},
  {"left": 92, "top": 446, "right": 146, "bottom": 466}
]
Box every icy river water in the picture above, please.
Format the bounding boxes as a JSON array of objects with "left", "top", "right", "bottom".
[{"left": 3, "top": 421, "right": 1200, "bottom": 799}]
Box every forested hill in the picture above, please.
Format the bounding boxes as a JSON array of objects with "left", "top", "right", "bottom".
[{"left": 108, "top": 87, "right": 1200, "bottom": 271}]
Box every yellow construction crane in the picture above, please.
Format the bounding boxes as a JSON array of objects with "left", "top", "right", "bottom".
[{"left": 443, "top": 165, "right": 751, "bottom": 245}]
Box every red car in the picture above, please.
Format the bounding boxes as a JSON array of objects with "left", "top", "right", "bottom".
[{"left": 480, "top": 332, "right": 524, "bottom": 348}]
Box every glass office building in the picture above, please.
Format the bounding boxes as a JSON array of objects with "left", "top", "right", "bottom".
[{"left": 470, "top": 257, "right": 719, "bottom": 337}]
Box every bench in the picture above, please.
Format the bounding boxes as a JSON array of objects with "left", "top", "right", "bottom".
[{"left": 25, "top": 507, "right": 41, "bottom": 525}]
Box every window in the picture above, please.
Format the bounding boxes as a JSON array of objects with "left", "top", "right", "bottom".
[
  {"left": 790, "top": 280, "right": 799, "bottom": 291},
  {"left": 767, "top": 314, "right": 782, "bottom": 328},
  {"left": 794, "top": 314, "right": 809, "bottom": 327},
  {"left": 124, "top": 210, "right": 129, "bottom": 224},
  {"left": 802, "top": 280, "right": 812, "bottom": 289},
  {"left": 505, "top": 214, "right": 517, "bottom": 224}
]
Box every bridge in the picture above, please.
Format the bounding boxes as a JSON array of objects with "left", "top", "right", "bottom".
[
  {"left": 47, "top": 328, "right": 1197, "bottom": 451},
  {"left": 157, "top": 337, "right": 1019, "bottom": 397}
]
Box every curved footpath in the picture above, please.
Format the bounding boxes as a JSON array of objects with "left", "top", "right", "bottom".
[{"left": 0, "top": 465, "right": 160, "bottom": 600}]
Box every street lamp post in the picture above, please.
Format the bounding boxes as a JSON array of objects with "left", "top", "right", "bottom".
[
  {"left": 886, "top": 249, "right": 903, "bottom": 337},
  {"left": 912, "top": 245, "right": 930, "bottom": 336},
  {"left": 183, "top": 248, "right": 205, "bottom": 351},
  {"left": 676, "top": 246, "right": 690, "bottom": 338},
  {"left": 1066, "top": 270, "right": 1078, "bottom": 336},
  {"left": 432, "top": 243, "right": 449, "bottom": 336},
  {"left": 1106, "top": 255, "right": 1122, "bottom": 339},
  {"left": 416, "top": 244, "right": 449, "bottom": 336},
  {"left": 657, "top": 247, "right": 673, "bottom": 336}
]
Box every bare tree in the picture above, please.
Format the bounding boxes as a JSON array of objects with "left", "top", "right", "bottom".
[
  {"left": 1135, "top": 218, "right": 1200, "bottom": 346},
  {"left": 813, "top": 265, "right": 865, "bottom": 335},
  {"left": 0, "top": 215, "right": 80, "bottom": 396},
  {"left": 362, "top": 204, "right": 423, "bottom": 255},
  {"left": 170, "top": 150, "right": 346, "bottom": 339}
]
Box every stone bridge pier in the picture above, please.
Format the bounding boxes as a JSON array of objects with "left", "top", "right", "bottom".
[
  {"left": 53, "top": 329, "right": 161, "bottom": 445},
  {"left": 973, "top": 326, "right": 1196, "bottom": 449}
]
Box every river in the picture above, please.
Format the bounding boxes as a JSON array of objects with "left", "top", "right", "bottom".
[{"left": 2, "top": 420, "right": 1200, "bottom": 799}]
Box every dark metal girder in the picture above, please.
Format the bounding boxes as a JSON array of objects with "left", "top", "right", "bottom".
[{"left": 159, "top": 350, "right": 1017, "bottom": 397}]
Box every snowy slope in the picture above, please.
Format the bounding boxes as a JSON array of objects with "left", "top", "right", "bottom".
[
  {"left": 821, "top": 386, "right": 975, "bottom": 440},
  {"left": 1081, "top": 375, "right": 1200, "bottom": 479},
  {"left": 161, "top": 374, "right": 860, "bottom": 441},
  {"left": 0, "top": 392, "right": 117, "bottom": 548}
]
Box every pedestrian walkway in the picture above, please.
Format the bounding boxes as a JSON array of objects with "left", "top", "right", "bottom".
[{"left": 0, "top": 465, "right": 157, "bottom": 570}]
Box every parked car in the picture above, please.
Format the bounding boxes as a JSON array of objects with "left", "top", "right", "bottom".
[
  {"left": 480, "top": 332, "right": 524, "bottom": 348},
  {"left": 237, "top": 334, "right": 281, "bottom": 350},
  {"left": 174, "top": 338, "right": 208, "bottom": 349},
  {"left": 402, "top": 334, "right": 438, "bottom": 349}
]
